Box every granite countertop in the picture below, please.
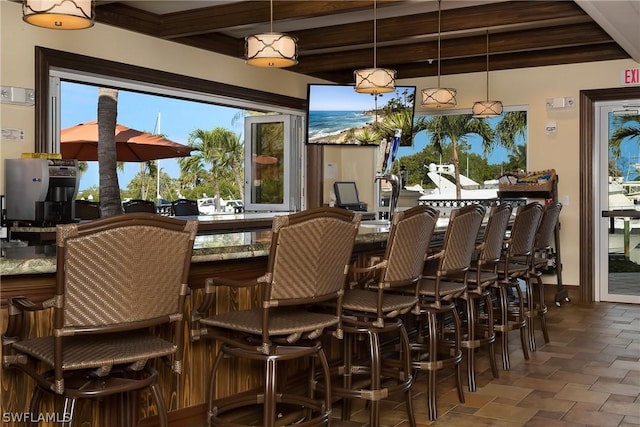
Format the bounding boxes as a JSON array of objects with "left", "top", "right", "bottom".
[{"left": 1, "top": 224, "right": 392, "bottom": 276}]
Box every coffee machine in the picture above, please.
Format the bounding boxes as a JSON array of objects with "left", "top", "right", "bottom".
[{"left": 5, "top": 158, "right": 79, "bottom": 225}]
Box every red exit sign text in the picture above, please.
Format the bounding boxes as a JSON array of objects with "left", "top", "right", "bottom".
[{"left": 622, "top": 68, "right": 640, "bottom": 86}]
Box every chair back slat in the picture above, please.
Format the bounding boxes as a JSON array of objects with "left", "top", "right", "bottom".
[{"left": 269, "top": 209, "right": 360, "bottom": 301}]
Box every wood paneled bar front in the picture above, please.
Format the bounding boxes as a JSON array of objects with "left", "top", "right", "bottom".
[{"left": 0, "top": 217, "right": 406, "bottom": 426}]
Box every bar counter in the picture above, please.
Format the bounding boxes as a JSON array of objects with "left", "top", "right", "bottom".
[{"left": 1, "top": 219, "right": 398, "bottom": 278}]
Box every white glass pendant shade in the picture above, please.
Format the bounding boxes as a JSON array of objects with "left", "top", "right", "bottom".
[
  {"left": 245, "top": 32, "right": 298, "bottom": 67},
  {"left": 23, "top": 0, "right": 94, "bottom": 29},
  {"left": 354, "top": 68, "right": 397, "bottom": 94},
  {"left": 421, "top": 87, "right": 457, "bottom": 108},
  {"left": 472, "top": 100, "right": 503, "bottom": 118}
]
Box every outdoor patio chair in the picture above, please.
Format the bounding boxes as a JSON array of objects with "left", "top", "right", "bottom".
[
  {"left": 123, "top": 199, "right": 156, "bottom": 213},
  {"left": 172, "top": 198, "right": 200, "bottom": 216},
  {"left": 75, "top": 199, "right": 100, "bottom": 220},
  {"left": 191, "top": 207, "right": 361, "bottom": 427},
  {"left": 1, "top": 213, "right": 198, "bottom": 427}
]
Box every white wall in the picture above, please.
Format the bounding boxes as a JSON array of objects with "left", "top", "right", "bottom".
[{"left": 3, "top": 1, "right": 640, "bottom": 288}]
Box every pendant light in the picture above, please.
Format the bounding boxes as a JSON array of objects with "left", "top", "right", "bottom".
[
  {"left": 472, "top": 30, "right": 503, "bottom": 118},
  {"left": 354, "top": 0, "right": 396, "bottom": 94},
  {"left": 23, "top": 0, "right": 94, "bottom": 30},
  {"left": 421, "top": 0, "right": 456, "bottom": 108},
  {"left": 245, "top": 0, "right": 298, "bottom": 68}
]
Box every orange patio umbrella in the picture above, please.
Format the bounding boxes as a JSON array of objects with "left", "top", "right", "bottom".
[{"left": 60, "top": 120, "right": 192, "bottom": 162}]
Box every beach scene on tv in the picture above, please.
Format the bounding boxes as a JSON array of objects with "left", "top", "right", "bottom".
[{"left": 307, "top": 84, "right": 416, "bottom": 146}]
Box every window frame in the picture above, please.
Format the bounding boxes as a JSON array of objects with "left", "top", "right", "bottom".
[{"left": 34, "top": 46, "right": 321, "bottom": 209}]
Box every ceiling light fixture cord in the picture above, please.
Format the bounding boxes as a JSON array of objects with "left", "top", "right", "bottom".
[
  {"left": 437, "top": 0, "right": 442, "bottom": 87},
  {"left": 485, "top": 29, "right": 489, "bottom": 100},
  {"left": 269, "top": 0, "right": 274, "bottom": 32},
  {"left": 373, "top": 0, "right": 378, "bottom": 68}
]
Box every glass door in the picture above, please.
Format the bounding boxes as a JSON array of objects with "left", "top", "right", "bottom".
[
  {"left": 596, "top": 101, "right": 640, "bottom": 303},
  {"left": 244, "top": 114, "right": 303, "bottom": 212}
]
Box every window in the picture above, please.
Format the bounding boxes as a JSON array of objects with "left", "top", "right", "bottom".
[
  {"left": 377, "top": 107, "right": 528, "bottom": 208},
  {"left": 35, "top": 47, "right": 307, "bottom": 212}
]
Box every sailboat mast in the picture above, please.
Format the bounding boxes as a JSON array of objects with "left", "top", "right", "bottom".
[{"left": 155, "top": 112, "right": 161, "bottom": 201}]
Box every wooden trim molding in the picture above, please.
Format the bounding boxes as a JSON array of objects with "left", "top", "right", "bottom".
[{"left": 579, "top": 86, "right": 640, "bottom": 303}]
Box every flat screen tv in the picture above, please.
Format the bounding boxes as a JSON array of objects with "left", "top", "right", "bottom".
[{"left": 306, "top": 84, "right": 416, "bottom": 146}]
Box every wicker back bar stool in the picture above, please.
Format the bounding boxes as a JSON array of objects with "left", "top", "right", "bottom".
[
  {"left": 330, "top": 205, "right": 439, "bottom": 427},
  {"left": 411, "top": 203, "right": 485, "bottom": 420},
  {"left": 191, "top": 207, "right": 361, "bottom": 427},
  {"left": 2, "top": 213, "right": 198, "bottom": 427},
  {"left": 519, "top": 201, "right": 562, "bottom": 351},
  {"left": 458, "top": 202, "right": 513, "bottom": 392},
  {"left": 494, "top": 202, "right": 544, "bottom": 370}
]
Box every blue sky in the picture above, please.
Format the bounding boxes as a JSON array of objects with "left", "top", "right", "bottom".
[
  {"left": 62, "top": 82, "right": 244, "bottom": 191},
  {"left": 308, "top": 84, "right": 416, "bottom": 111},
  {"left": 63, "top": 82, "right": 515, "bottom": 192},
  {"left": 400, "top": 125, "right": 511, "bottom": 166}
]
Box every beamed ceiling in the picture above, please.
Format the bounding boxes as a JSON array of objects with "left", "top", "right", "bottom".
[{"left": 92, "top": 0, "right": 637, "bottom": 83}]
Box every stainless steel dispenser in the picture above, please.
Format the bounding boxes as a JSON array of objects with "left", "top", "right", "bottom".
[{"left": 5, "top": 158, "right": 79, "bottom": 225}]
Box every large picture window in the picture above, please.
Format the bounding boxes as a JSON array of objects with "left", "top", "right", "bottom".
[
  {"left": 377, "top": 107, "right": 528, "bottom": 208},
  {"left": 36, "top": 47, "right": 306, "bottom": 213}
]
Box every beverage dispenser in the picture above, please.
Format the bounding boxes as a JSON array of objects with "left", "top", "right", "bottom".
[{"left": 5, "top": 158, "right": 79, "bottom": 225}]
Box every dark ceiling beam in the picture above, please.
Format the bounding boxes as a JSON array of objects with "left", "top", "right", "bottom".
[
  {"left": 91, "top": 0, "right": 630, "bottom": 85},
  {"left": 312, "top": 42, "right": 628, "bottom": 84},
  {"left": 293, "top": 22, "right": 612, "bottom": 74},
  {"left": 95, "top": 3, "right": 160, "bottom": 36},
  {"left": 294, "top": 0, "right": 590, "bottom": 51}
]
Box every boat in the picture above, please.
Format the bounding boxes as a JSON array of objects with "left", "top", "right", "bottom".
[
  {"left": 197, "top": 196, "right": 244, "bottom": 215},
  {"left": 418, "top": 163, "right": 499, "bottom": 201}
]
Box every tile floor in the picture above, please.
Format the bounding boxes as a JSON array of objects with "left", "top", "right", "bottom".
[{"left": 195, "top": 301, "right": 640, "bottom": 427}]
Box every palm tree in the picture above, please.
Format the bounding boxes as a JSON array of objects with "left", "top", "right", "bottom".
[
  {"left": 216, "top": 128, "right": 245, "bottom": 199},
  {"left": 97, "top": 87, "right": 122, "bottom": 217},
  {"left": 494, "top": 111, "right": 527, "bottom": 153},
  {"left": 180, "top": 128, "right": 226, "bottom": 203},
  {"left": 609, "top": 115, "right": 640, "bottom": 158},
  {"left": 414, "top": 114, "right": 494, "bottom": 198},
  {"left": 375, "top": 109, "right": 415, "bottom": 147}
]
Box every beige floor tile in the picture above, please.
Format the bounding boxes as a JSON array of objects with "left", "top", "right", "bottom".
[
  {"left": 474, "top": 402, "right": 538, "bottom": 423},
  {"left": 517, "top": 390, "right": 575, "bottom": 412},
  {"left": 590, "top": 379, "right": 640, "bottom": 397},
  {"left": 562, "top": 406, "right": 625, "bottom": 426},
  {"left": 475, "top": 383, "right": 533, "bottom": 401},
  {"left": 600, "top": 399, "right": 640, "bottom": 417},
  {"left": 554, "top": 385, "right": 610, "bottom": 405}
]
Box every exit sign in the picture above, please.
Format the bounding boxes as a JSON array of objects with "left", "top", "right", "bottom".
[{"left": 622, "top": 68, "right": 640, "bottom": 86}]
